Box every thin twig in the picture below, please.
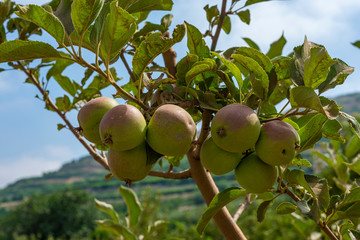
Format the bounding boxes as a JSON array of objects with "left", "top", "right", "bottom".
[
  {"left": 17, "top": 62, "right": 110, "bottom": 171},
  {"left": 211, "top": 0, "right": 227, "bottom": 51},
  {"left": 120, "top": 50, "right": 137, "bottom": 83},
  {"left": 233, "top": 194, "right": 252, "bottom": 222},
  {"left": 148, "top": 169, "right": 191, "bottom": 179}
]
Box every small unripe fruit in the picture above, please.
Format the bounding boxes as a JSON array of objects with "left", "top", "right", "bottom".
[
  {"left": 200, "top": 137, "right": 242, "bottom": 175},
  {"left": 146, "top": 104, "right": 196, "bottom": 156},
  {"left": 211, "top": 104, "right": 261, "bottom": 153},
  {"left": 107, "top": 142, "right": 153, "bottom": 183},
  {"left": 99, "top": 104, "right": 146, "bottom": 151},
  {"left": 235, "top": 153, "right": 278, "bottom": 193},
  {"left": 255, "top": 120, "right": 300, "bottom": 166},
  {"left": 77, "top": 97, "right": 118, "bottom": 145}
]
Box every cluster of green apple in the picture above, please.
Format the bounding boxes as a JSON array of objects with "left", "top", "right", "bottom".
[
  {"left": 201, "top": 104, "right": 300, "bottom": 193},
  {"left": 77, "top": 97, "right": 196, "bottom": 184}
]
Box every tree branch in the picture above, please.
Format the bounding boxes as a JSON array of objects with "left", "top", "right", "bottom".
[
  {"left": 233, "top": 194, "right": 252, "bottom": 222},
  {"left": 148, "top": 169, "right": 191, "bottom": 179},
  {"left": 120, "top": 49, "right": 137, "bottom": 83},
  {"left": 162, "top": 32, "right": 177, "bottom": 77},
  {"left": 187, "top": 148, "right": 247, "bottom": 240},
  {"left": 17, "top": 62, "right": 110, "bottom": 171},
  {"left": 211, "top": 0, "right": 227, "bottom": 51}
]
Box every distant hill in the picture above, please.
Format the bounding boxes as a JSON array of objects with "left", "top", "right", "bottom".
[
  {"left": 333, "top": 92, "right": 360, "bottom": 114},
  {"left": 1, "top": 92, "right": 359, "bottom": 213}
]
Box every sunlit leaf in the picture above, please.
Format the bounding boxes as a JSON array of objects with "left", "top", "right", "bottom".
[
  {"left": 266, "top": 34, "right": 286, "bottom": 59},
  {"left": 118, "top": 185, "right": 143, "bottom": 228},
  {"left": 96, "top": 219, "right": 137, "bottom": 240},
  {"left": 186, "top": 22, "right": 210, "bottom": 59},
  {"left": 71, "top": 0, "right": 104, "bottom": 37},
  {"left": 289, "top": 86, "right": 325, "bottom": 115},
  {"left": 297, "top": 113, "right": 327, "bottom": 152},
  {"left": 94, "top": 198, "right": 120, "bottom": 223},
  {"left": 237, "top": 9, "right": 250, "bottom": 25},
  {"left": 16, "top": 4, "right": 65, "bottom": 44},
  {"left": 196, "top": 187, "right": 247, "bottom": 234},
  {"left": 0, "top": 40, "right": 66, "bottom": 63}
]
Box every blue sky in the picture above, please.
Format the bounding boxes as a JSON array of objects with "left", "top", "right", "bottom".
[{"left": 1, "top": 0, "right": 360, "bottom": 188}]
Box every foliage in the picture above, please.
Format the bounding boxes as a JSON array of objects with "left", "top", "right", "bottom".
[
  {"left": 0, "top": 0, "right": 360, "bottom": 239},
  {"left": 0, "top": 190, "right": 99, "bottom": 240}
]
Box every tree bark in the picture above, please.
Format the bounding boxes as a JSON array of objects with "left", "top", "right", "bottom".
[{"left": 187, "top": 149, "right": 247, "bottom": 240}]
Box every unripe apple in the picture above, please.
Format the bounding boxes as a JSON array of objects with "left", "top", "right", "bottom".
[
  {"left": 200, "top": 136, "right": 242, "bottom": 175},
  {"left": 107, "top": 142, "right": 153, "bottom": 183},
  {"left": 255, "top": 120, "right": 300, "bottom": 166},
  {"left": 77, "top": 97, "right": 118, "bottom": 145},
  {"left": 211, "top": 104, "right": 261, "bottom": 153},
  {"left": 99, "top": 104, "right": 146, "bottom": 151},
  {"left": 235, "top": 153, "right": 278, "bottom": 193},
  {"left": 146, "top": 104, "right": 196, "bottom": 156}
]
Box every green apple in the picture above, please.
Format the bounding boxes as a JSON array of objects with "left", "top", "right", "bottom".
[
  {"left": 200, "top": 136, "right": 242, "bottom": 175},
  {"left": 146, "top": 104, "right": 196, "bottom": 156},
  {"left": 99, "top": 104, "right": 146, "bottom": 151},
  {"left": 77, "top": 97, "right": 118, "bottom": 145},
  {"left": 211, "top": 104, "right": 261, "bottom": 153},
  {"left": 255, "top": 120, "right": 300, "bottom": 166},
  {"left": 107, "top": 142, "right": 153, "bottom": 183},
  {"left": 235, "top": 153, "right": 278, "bottom": 193}
]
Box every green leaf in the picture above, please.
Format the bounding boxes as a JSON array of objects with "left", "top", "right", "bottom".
[
  {"left": 345, "top": 135, "right": 360, "bottom": 159},
  {"left": 161, "top": 14, "right": 173, "bottom": 30},
  {"left": 71, "top": 0, "right": 104, "bottom": 37},
  {"left": 216, "top": 70, "right": 237, "bottom": 99},
  {"left": 285, "top": 169, "right": 315, "bottom": 198},
  {"left": 53, "top": 74, "right": 77, "bottom": 97},
  {"left": 55, "top": 95, "right": 72, "bottom": 112},
  {"left": 266, "top": 34, "right": 286, "bottom": 59},
  {"left": 232, "top": 53, "right": 269, "bottom": 98},
  {"left": 296, "top": 200, "right": 311, "bottom": 215},
  {"left": 305, "top": 175, "right": 330, "bottom": 211},
  {"left": 185, "top": 58, "right": 217, "bottom": 86},
  {"left": 222, "top": 15, "right": 231, "bottom": 34},
  {"left": 96, "top": 219, "right": 137, "bottom": 240},
  {"left": 352, "top": 41, "right": 360, "bottom": 49},
  {"left": 204, "top": 5, "right": 219, "bottom": 23},
  {"left": 125, "top": 0, "right": 173, "bottom": 13},
  {"left": 133, "top": 24, "right": 186, "bottom": 79},
  {"left": 320, "top": 96, "right": 340, "bottom": 119},
  {"left": 94, "top": 198, "right": 120, "bottom": 223},
  {"left": 318, "top": 59, "right": 354, "bottom": 94},
  {"left": 257, "top": 200, "right": 272, "bottom": 222},
  {"left": 343, "top": 155, "right": 360, "bottom": 175},
  {"left": 100, "top": 1, "right": 137, "bottom": 64},
  {"left": 276, "top": 202, "right": 297, "bottom": 215},
  {"left": 322, "top": 119, "right": 344, "bottom": 143},
  {"left": 57, "top": 123, "right": 66, "bottom": 131},
  {"left": 297, "top": 113, "right": 327, "bottom": 152},
  {"left": 118, "top": 185, "right": 143, "bottom": 228},
  {"left": 90, "top": 0, "right": 110, "bottom": 46},
  {"left": 185, "top": 22, "right": 210, "bottom": 59},
  {"left": 236, "top": 47, "right": 273, "bottom": 72},
  {"left": 46, "top": 58, "right": 74, "bottom": 80},
  {"left": 175, "top": 53, "right": 199, "bottom": 86},
  {"left": 244, "top": 0, "right": 270, "bottom": 7},
  {"left": 212, "top": 51, "right": 243, "bottom": 91},
  {"left": 340, "top": 111, "right": 360, "bottom": 139},
  {"left": 196, "top": 187, "right": 247, "bottom": 234},
  {"left": 290, "top": 157, "right": 312, "bottom": 168},
  {"left": 16, "top": 4, "right": 65, "bottom": 44},
  {"left": 54, "top": 0, "right": 74, "bottom": 34},
  {"left": 329, "top": 202, "right": 360, "bottom": 224},
  {"left": 237, "top": 9, "right": 250, "bottom": 25},
  {"left": 242, "top": 37, "right": 260, "bottom": 50},
  {"left": 303, "top": 47, "right": 336, "bottom": 89},
  {"left": 339, "top": 187, "right": 360, "bottom": 207},
  {"left": 289, "top": 86, "right": 326, "bottom": 115},
  {"left": 0, "top": 40, "right": 66, "bottom": 63}
]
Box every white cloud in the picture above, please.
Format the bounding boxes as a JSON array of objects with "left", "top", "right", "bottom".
[{"left": 0, "top": 145, "right": 77, "bottom": 189}]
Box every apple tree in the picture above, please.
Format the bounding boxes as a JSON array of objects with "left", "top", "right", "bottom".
[{"left": 0, "top": 0, "right": 360, "bottom": 239}]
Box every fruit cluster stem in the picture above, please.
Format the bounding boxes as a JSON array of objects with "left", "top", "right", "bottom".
[{"left": 187, "top": 149, "right": 247, "bottom": 240}]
